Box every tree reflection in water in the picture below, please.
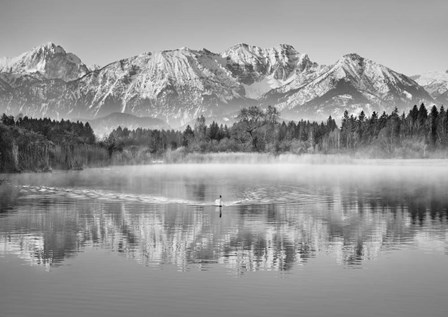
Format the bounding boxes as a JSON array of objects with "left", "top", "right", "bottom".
[{"left": 1, "top": 182, "right": 447, "bottom": 272}]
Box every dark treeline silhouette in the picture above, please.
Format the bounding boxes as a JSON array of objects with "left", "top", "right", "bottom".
[
  {"left": 15, "top": 115, "right": 96, "bottom": 144},
  {"left": 0, "top": 114, "right": 108, "bottom": 172},
  {"left": 339, "top": 104, "right": 448, "bottom": 157},
  {"left": 107, "top": 103, "right": 448, "bottom": 161},
  {"left": 106, "top": 105, "right": 338, "bottom": 159},
  {"left": 2, "top": 103, "right": 448, "bottom": 172}
]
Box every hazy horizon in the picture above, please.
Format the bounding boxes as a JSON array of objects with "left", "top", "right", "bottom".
[{"left": 1, "top": 0, "right": 447, "bottom": 75}]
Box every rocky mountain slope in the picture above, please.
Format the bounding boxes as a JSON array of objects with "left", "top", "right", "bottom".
[
  {"left": 0, "top": 42, "right": 436, "bottom": 129},
  {"left": 264, "top": 53, "right": 433, "bottom": 120}
]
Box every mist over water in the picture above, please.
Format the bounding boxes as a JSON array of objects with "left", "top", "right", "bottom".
[{"left": 1, "top": 160, "right": 448, "bottom": 317}]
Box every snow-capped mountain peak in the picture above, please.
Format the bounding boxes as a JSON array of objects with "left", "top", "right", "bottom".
[
  {"left": 342, "top": 53, "right": 364, "bottom": 62},
  {"left": 0, "top": 42, "right": 89, "bottom": 81},
  {"left": 334, "top": 53, "right": 402, "bottom": 84},
  {"left": 221, "top": 43, "right": 316, "bottom": 88},
  {"left": 222, "top": 43, "right": 303, "bottom": 68},
  {"left": 39, "top": 42, "right": 64, "bottom": 53}
]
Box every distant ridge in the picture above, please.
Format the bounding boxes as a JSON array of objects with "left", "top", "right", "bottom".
[
  {"left": 412, "top": 71, "right": 448, "bottom": 106},
  {"left": 87, "top": 112, "right": 170, "bottom": 137}
]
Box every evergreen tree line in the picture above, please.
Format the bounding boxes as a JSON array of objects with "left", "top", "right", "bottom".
[
  {"left": 107, "top": 104, "right": 448, "bottom": 160},
  {"left": 0, "top": 114, "right": 108, "bottom": 172},
  {"left": 339, "top": 104, "right": 448, "bottom": 156},
  {"left": 2, "top": 102, "right": 448, "bottom": 172},
  {"left": 6, "top": 114, "right": 96, "bottom": 144}
]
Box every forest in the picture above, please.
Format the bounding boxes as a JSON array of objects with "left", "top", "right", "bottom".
[
  {"left": 1, "top": 103, "right": 447, "bottom": 172},
  {"left": 106, "top": 103, "right": 448, "bottom": 163},
  {"left": 0, "top": 114, "right": 108, "bottom": 172}
]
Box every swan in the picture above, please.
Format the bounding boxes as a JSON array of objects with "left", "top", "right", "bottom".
[{"left": 215, "top": 195, "right": 223, "bottom": 207}]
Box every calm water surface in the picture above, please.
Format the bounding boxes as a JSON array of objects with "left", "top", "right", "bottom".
[{"left": 1, "top": 162, "right": 448, "bottom": 317}]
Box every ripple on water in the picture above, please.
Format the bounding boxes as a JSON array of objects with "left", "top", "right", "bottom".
[{"left": 16, "top": 184, "right": 325, "bottom": 207}]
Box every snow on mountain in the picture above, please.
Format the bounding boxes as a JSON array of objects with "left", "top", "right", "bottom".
[
  {"left": 222, "top": 43, "right": 321, "bottom": 98},
  {"left": 0, "top": 42, "right": 438, "bottom": 127},
  {"left": 263, "top": 53, "right": 433, "bottom": 120},
  {"left": 76, "top": 44, "right": 323, "bottom": 125},
  {"left": 222, "top": 43, "right": 304, "bottom": 82},
  {"left": 412, "top": 71, "right": 448, "bottom": 104},
  {"left": 0, "top": 42, "right": 89, "bottom": 81},
  {"left": 70, "top": 48, "right": 250, "bottom": 126}
]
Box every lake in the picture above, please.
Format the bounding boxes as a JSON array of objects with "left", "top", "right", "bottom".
[{"left": 1, "top": 161, "right": 448, "bottom": 317}]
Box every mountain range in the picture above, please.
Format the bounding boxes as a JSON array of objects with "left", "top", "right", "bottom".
[{"left": 0, "top": 42, "right": 444, "bottom": 131}]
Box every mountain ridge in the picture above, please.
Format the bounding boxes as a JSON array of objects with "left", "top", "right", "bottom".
[{"left": 0, "top": 42, "right": 437, "bottom": 129}]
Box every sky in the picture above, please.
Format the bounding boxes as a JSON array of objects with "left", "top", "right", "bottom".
[{"left": 0, "top": 0, "right": 447, "bottom": 75}]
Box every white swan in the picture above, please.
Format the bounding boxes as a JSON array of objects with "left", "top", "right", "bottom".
[{"left": 215, "top": 195, "right": 223, "bottom": 207}]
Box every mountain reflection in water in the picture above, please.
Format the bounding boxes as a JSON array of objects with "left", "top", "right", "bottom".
[{"left": 1, "top": 164, "right": 447, "bottom": 273}]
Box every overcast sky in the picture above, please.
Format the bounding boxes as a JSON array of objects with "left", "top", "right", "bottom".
[{"left": 0, "top": 0, "right": 446, "bottom": 75}]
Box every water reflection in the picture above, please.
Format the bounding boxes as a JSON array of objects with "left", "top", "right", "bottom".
[{"left": 1, "top": 181, "right": 447, "bottom": 273}]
